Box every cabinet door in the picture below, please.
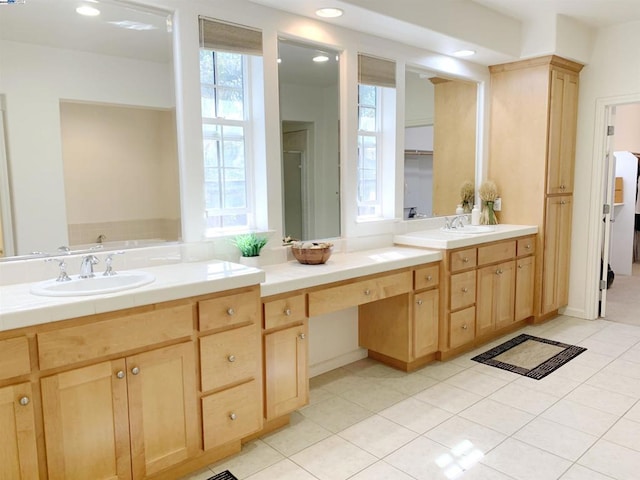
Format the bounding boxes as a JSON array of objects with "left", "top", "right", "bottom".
[
  {"left": 477, "top": 261, "right": 515, "bottom": 336},
  {"left": 264, "top": 321, "right": 308, "bottom": 420},
  {"left": 547, "top": 70, "right": 579, "bottom": 195},
  {"left": 476, "top": 265, "right": 495, "bottom": 337},
  {"left": 515, "top": 255, "right": 535, "bottom": 321},
  {"left": 494, "top": 261, "right": 516, "bottom": 330},
  {"left": 542, "top": 196, "right": 573, "bottom": 314},
  {"left": 42, "top": 360, "right": 132, "bottom": 480},
  {"left": 413, "top": 289, "right": 439, "bottom": 358},
  {"left": 0, "top": 383, "right": 39, "bottom": 480},
  {"left": 127, "top": 342, "right": 198, "bottom": 480}
]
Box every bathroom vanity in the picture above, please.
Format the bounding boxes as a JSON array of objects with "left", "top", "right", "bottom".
[{"left": 0, "top": 226, "right": 537, "bottom": 479}]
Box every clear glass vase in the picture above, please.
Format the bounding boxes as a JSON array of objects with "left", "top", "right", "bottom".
[{"left": 480, "top": 201, "right": 498, "bottom": 225}]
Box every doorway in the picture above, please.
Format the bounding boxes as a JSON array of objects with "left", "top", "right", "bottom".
[
  {"left": 282, "top": 122, "right": 313, "bottom": 240},
  {"left": 598, "top": 102, "right": 640, "bottom": 326}
]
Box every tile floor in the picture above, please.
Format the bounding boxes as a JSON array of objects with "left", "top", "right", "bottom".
[{"left": 182, "top": 315, "right": 640, "bottom": 480}]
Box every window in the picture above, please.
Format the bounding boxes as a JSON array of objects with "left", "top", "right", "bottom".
[
  {"left": 357, "top": 84, "right": 381, "bottom": 217},
  {"left": 356, "top": 54, "right": 396, "bottom": 220},
  {"left": 199, "top": 18, "right": 262, "bottom": 232}
]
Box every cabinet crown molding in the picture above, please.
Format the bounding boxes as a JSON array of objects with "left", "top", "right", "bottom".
[{"left": 489, "top": 55, "right": 584, "bottom": 74}]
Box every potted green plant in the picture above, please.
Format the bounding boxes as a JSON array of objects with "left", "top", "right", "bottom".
[{"left": 234, "top": 233, "right": 268, "bottom": 266}]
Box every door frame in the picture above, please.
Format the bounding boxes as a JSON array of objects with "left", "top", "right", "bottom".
[{"left": 586, "top": 94, "right": 640, "bottom": 319}]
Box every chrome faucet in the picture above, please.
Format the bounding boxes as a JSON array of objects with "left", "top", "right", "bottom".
[
  {"left": 46, "top": 258, "right": 71, "bottom": 282},
  {"left": 79, "top": 255, "right": 99, "bottom": 278},
  {"left": 103, "top": 251, "right": 125, "bottom": 276},
  {"left": 444, "top": 214, "right": 470, "bottom": 230}
]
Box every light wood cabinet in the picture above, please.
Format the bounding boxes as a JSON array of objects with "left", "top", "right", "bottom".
[
  {"left": 515, "top": 255, "right": 535, "bottom": 321},
  {"left": 488, "top": 55, "right": 582, "bottom": 321},
  {"left": 413, "top": 289, "right": 439, "bottom": 358},
  {"left": 440, "top": 236, "right": 535, "bottom": 358},
  {"left": 199, "top": 288, "right": 263, "bottom": 450},
  {"left": 476, "top": 260, "right": 516, "bottom": 337},
  {"left": 262, "top": 293, "right": 309, "bottom": 420},
  {"left": 359, "top": 264, "right": 439, "bottom": 371},
  {"left": 264, "top": 322, "right": 308, "bottom": 419},
  {"left": 41, "top": 342, "right": 198, "bottom": 480},
  {"left": 542, "top": 196, "right": 573, "bottom": 315},
  {"left": 0, "top": 382, "right": 39, "bottom": 480}
]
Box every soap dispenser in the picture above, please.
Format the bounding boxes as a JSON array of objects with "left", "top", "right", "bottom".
[
  {"left": 471, "top": 205, "right": 480, "bottom": 225},
  {"left": 456, "top": 204, "right": 464, "bottom": 215}
]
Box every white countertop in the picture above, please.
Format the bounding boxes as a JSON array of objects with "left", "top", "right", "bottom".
[
  {"left": 393, "top": 224, "right": 538, "bottom": 250},
  {"left": 0, "top": 260, "right": 265, "bottom": 331},
  {"left": 260, "top": 246, "right": 442, "bottom": 297}
]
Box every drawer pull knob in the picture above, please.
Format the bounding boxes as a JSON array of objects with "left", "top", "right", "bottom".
[
  {"left": 364, "top": 289, "right": 371, "bottom": 296},
  {"left": 525, "top": 244, "right": 531, "bottom": 250},
  {"left": 560, "top": 200, "right": 566, "bottom": 205},
  {"left": 116, "top": 370, "right": 125, "bottom": 379},
  {"left": 228, "top": 355, "right": 236, "bottom": 362},
  {"left": 284, "top": 308, "right": 292, "bottom": 316},
  {"left": 462, "top": 324, "right": 468, "bottom": 330},
  {"left": 229, "top": 413, "right": 237, "bottom": 421},
  {"left": 416, "top": 299, "right": 423, "bottom": 306},
  {"left": 560, "top": 184, "right": 566, "bottom": 190},
  {"left": 227, "top": 308, "right": 235, "bottom": 316},
  {"left": 496, "top": 269, "right": 503, "bottom": 275},
  {"left": 462, "top": 257, "right": 469, "bottom": 263},
  {"left": 299, "top": 333, "right": 306, "bottom": 340},
  {"left": 426, "top": 275, "right": 433, "bottom": 281},
  {"left": 19, "top": 396, "right": 30, "bottom": 406},
  {"left": 518, "top": 264, "right": 524, "bottom": 269},
  {"left": 131, "top": 367, "right": 140, "bottom": 375},
  {"left": 462, "top": 287, "right": 468, "bottom": 293}
]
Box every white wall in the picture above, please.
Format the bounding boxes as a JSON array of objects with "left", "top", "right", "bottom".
[
  {"left": 610, "top": 152, "right": 637, "bottom": 276},
  {"left": 614, "top": 104, "right": 640, "bottom": 153},
  {"left": 568, "top": 20, "right": 640, "bottom": 319}
]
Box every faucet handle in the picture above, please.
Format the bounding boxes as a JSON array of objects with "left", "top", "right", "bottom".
[
  {"left": 104, "top": 251, "right": 125, "bottom": 276},
  {"left": 46, "top": 258, "right": 71, "bottom": 282}
]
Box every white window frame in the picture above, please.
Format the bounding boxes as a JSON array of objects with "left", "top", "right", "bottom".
[
  {"left": 200, "top": 49, "right": 257, "bottom": 235},
  {"left": 357, "top": 84, "right": 383, "bottom": 219}
]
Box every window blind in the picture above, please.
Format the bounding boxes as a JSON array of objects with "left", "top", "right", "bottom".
[
  {"left": 199, "top": 16, "right": 262, "bottom": 55},
  {"left": 358, "top": 54, "right": 396, "bottom": 88}
]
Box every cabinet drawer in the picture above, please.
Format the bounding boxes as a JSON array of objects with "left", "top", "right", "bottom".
[
  {"left": 202, "top": 379, "right": 262, "bottom": 451},
  {"left": 199, "top": 289, "right": 259, "bottom": 332},
  {"left": 308, "top": 271, "right": 412, "bottom": 317},
  {"left": 38, "top": 304, "right": 194, "bottom": 370},
  {"left": 478, "top": 241, "right": 516, "bottom": 266},
  {"left": 517, "top": 237, "right": 536, "bottom": 257},
  {"left": 0, "top": 336, "right": 31, "bottom": 380},
  {"left": 264, "top": 294, "right": 306, "bottom": 330},
  {"left": 414, "top": 264, "right": 440, "bottom": 290},
  {"left": 449, "top": 307, "right": 475, "bottom": 349},
  {"left": 450, "top": 248, "right": 477, "bottom": 272},
  {"left": 450, "top": 270, "right": 476, "bottom": 311},
  {"left": 200, "top": 324, "right": 259, "bottom": 392}
]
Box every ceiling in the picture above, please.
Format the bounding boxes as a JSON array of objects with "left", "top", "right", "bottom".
[
  {"left": 472, "top": 0, "right": 640, "bottom": 29},
  {"left": 0, "top": 0, "right": 172, "bottom": 63},
  {"left": 250, "top": 0, "right": 640, "bottom": 65}
]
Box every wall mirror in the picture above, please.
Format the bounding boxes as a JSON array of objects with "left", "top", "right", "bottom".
[
  {"left": 0, "top": 0, "right": 178, "bottom": 259},
  {"left": 404, "top": 68, "right": 478, "bottom": 219},
  {"left": 277, "top": 39, "right": 341, "bottom": 241}
]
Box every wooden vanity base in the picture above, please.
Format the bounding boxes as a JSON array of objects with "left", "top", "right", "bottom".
[{"left": 368, "top": 350, "right": 437, "bottom": 373}]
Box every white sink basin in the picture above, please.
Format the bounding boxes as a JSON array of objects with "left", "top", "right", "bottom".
[
  {"left": 441, "top": 225, "right": 495, "bottom": 234},
  {"left": 31, "top": 271, "right": 155, "bottom": 297}
]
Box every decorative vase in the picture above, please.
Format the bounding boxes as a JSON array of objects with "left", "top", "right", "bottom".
[
  {"left": 239, "top": 256, "right": 262, "bottom": 267},
  {"left": 480, "top": 201, "right": 498, "bottom": 225}
]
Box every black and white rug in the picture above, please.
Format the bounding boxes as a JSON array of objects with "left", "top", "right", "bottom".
[
  {"left": 207, "top": 471, "right": 238, "bottom": 480},
  {"left": 471, "top": 334, "right": 587, "bottom": 380}
]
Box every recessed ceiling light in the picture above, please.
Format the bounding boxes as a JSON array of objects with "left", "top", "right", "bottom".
[
  {"left": 315, "top": 8, "right": 343, "bottom": 18},
  {"left": 76, "top": 5, "right": 100, "bottom": 16},
  {"left": 313, "top": 54, "right": 330, "bottom": 63},
  {"left": 453, "top": 49, "right": 476, "bottom": 57}
]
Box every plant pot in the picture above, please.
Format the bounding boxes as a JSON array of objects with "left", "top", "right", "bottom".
[{"left": 238, "top": 256, "right": 262, "bottom": 268}]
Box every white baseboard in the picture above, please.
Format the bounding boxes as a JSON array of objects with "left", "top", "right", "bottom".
[
  {"left": 561, "top": 306, "right": 592, "bottom": 320},
  {"left": 309, "top": 348, "right": 368, "bottom": 378}
]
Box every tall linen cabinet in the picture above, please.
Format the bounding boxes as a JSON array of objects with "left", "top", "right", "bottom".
[{"left": 487, "top": 55, "right": 583, "bottom": 322}]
